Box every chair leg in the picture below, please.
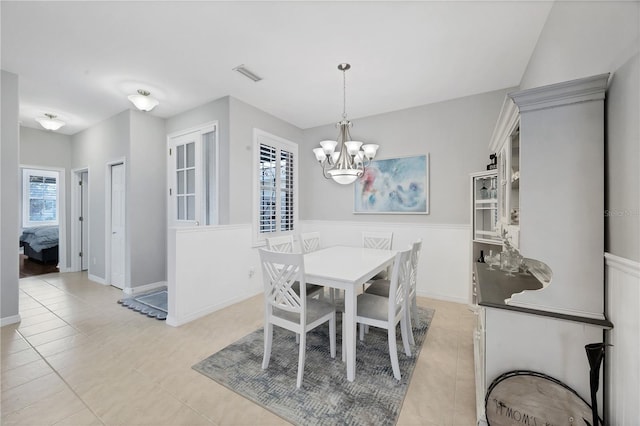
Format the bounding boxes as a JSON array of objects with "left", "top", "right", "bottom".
[
  {"left": 359, "top": 322, "right": 365, "bottom": 341},
  {"left": 262, "top": 323, "right": 273, "bottom": 369},
  {"left": 411, "top": 295, "right": 418, "bottom": 326},
  {"left": 329, "top": 313, "right": 336, "bottom": 358},
  {"left": 405, "top": 307, "right": 415, "bottom": 346},
  {"left": 296, "top": 331, "right": 306, "bottom": 388},
  {"left": 400, "top": 315, "right": 412, "bottom": 357},
  {"left": 296, "top": 333, "right": 300, "bottom": 344},
  {"left": 341, "top": 316, "right": 346, "bottom": 362},
  {"left": 388, "top": 324, "right": 401, "bottom": 380}
]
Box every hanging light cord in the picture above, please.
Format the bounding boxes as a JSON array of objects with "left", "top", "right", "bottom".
[{"left": 342, "top": 67, "right": 347, "bottom": 120}]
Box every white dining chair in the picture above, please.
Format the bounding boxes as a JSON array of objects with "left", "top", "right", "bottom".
[
  {"left": 259, "top": 249, "right": 336, "bottom": 388},
  {"left": 300, "top": 232, "right": 321, "bottom": 254},
  {"left": 266, "top": 235, "right": 296, "bottom": 253},
  {"left": 362, "top": 231, "right": 393, "bottom": 291},
  {"left": 349, "top": 247, "right": 412, "bottom": 381},
  {"left": 365, "top": 239, "right": 422, "bottom": 345},
  {"left": 266, "top": 235, "right": 324, "bottom": 299},
  {"left": 362, "top": 231, "right": 393, "bottom": 251}
]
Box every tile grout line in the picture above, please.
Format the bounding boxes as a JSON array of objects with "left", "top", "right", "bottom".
[
  {"left": 13, "top": 277, "right": 106, "bottom": 425},
  {"left": 13, "top": 327, "right": 107, "bottom": 426}
]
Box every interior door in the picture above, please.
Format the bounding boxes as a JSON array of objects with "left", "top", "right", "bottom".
[
  {"left": 80, "top": 171, "right": 89, "bottom": 271},
  {"left": 110, "top": 163, "right": 125, "bottom": 289},
  {"left": 169, "top": 132, "right": 202, "bottom": 226}
]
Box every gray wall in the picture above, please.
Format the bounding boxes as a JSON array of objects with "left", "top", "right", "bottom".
[
  {"left": 520, "top": 0, "right": 639, "bottom": 262},
  {"left": 300, "top": 89, "right": 510, "bottom": 223},
  {"left": 606, "top": 53, "right": 639, "bottom": 261},
  {"left": 71, "top": 110, "right": 167, "bottom": 288},
  {"left": 19, "top": 126, "right": 72, "bottom": 267},
  {"left": 1, "top": 70, "right": 20, "bottom": 322},
  {"left": 71, "top": 111, "right": 130, "bottom": 281},
  {"left": 129, "top": 111, "right": 167, "bottom": 286},
  {"left": 229, "top": 97, "right": 304, "bottom": 224},
  {"left": 166, "top": 96, "right": 231, "bottom": 224}
]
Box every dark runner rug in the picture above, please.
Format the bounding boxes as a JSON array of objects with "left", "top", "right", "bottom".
[
  {"left": 193, "top": 306, "right": 434, "bottom": 426},
  {"left": 117, "top": 287, "right": 167, "bottom": 320}
]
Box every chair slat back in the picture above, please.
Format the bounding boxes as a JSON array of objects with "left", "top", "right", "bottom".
[
  {"left": 259, "top": 249, "right": 305, "bottom": 313},
  {"left": 387, "top": 248, "right": 412, "bottom": 317},
  {"left": 266, "top": 235, "right": 295, "bottom": 253},
  {"left": 409, "top": 239, "right": 422, "bottom": 294},
  {"left": 362, "top": 231, "right": 393, "bottom": 250},
  {"left": 300, "top": 232, "right": 321, "bottom": 253}
]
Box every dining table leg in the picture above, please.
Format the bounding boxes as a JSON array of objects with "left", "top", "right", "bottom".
[{"left": 344, "top": 285, "right": 357, "bottom": 381}]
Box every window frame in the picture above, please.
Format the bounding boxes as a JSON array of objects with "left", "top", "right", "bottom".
[
  {"left": 252, "top": 129, "right": 299, "bottom": 246},
  {"left": 22, "top": 168, "right": 60, "bottom": 228}
]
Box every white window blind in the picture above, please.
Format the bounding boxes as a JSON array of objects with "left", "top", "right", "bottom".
[{"left": 254, "top": 130, "right": 298, "bottom": 243}]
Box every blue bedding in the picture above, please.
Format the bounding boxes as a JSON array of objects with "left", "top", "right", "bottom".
[{"left": 20, "top": 226, "right": 59, "bottom": 252}]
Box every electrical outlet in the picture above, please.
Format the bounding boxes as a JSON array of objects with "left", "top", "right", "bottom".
[{"left": 248, "top": 267, "right": 255, "bottom": 278}]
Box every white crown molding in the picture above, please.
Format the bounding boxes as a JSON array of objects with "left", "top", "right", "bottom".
[
  {"left": 510, "top": 73, "right": 610, "bottom": 113},
  {"left": 488, "top": 95, "right": 519, "bottom": 153}
]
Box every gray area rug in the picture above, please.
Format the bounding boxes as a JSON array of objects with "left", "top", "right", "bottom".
[
  {"left": 193, "top": 306, "right": 434, "bottom": 426},
  {"left": 117, "top": 287, "right": 167, "bottom": 320}
]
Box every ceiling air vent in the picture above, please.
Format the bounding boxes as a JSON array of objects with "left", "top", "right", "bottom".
[{"left": 233, "top": 64, "right": 262, "bottom": 82}]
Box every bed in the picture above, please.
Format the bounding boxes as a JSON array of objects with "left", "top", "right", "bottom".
[{"left": 20, "top": 226, "right": 59, "bottom": 264}]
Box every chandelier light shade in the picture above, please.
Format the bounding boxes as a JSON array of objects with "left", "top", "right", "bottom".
[
  {"left": 128, "top": 89, "right": 159, "bottom": 111},
  {"left": 35, "top": 114, "right": 65, "bottom": 131},
  {"left": 313, "top": 63, "right": 379, "bottom": 185}
]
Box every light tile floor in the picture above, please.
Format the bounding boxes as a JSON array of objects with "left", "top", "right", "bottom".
[{"left": 1, "top": 272, "right": 477, "bottom": 425}]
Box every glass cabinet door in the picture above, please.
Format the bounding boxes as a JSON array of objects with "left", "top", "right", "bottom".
[{"left": 472, "top": 172, "right": 500, "bottom": 243}]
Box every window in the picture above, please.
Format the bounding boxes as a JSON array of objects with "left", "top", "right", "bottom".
[
  {"left": 253, "top": 129, "right": 298, "bottom": 244},
  {"left": 23, "top": 168, "right": 59, "bottom": 227}
]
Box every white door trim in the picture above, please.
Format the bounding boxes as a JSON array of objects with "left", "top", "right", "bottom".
[
  {"left": 19, "top": 164, "right": 67, "bottom": 272},
  {"left": 70, "top": 167, "right": 89, "bottom": 272},
  {"left": 105, "top": 158, "right": 127, "bottom": 289}
]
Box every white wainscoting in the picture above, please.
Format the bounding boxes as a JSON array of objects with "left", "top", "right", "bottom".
[
  {"left": 605, "top": 253, "right": 640, "bottom": 425},
  {"left": 166, "top": 220, "right": 471, "bottom": 327},
  {"left": 167, "top": 224, "right": 262, "bottom": 327},
  {"left": 300, "top": 220, "right": 472, "bottom": 304}
]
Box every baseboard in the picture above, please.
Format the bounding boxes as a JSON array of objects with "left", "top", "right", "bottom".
[
  {"left": 123, "top": 281, "right": 167, "bottom": 295},
  {"left": 88, "top": 273, "right": 106, "bottom": 285},
  {"left": 417, "top": 290, "right": 468, "bottom": 305},
  {"left": 1, "top": 314, "right": 21, "bottom": 327},
  {"left": 167, "top": 290, "right": 261, "bottom": 327}
]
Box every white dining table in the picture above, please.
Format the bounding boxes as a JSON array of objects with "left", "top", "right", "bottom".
[{"left": 304, "top": 245, "right": 396, "bottom": 382}]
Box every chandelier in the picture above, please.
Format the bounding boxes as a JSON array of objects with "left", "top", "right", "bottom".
[{"left": 312, "top": 63, "right": 379, "bottom": 185}]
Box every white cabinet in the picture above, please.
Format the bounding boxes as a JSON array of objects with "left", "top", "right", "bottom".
[{"left": 473, "top": 74, "right": 611, "bottom": 425}]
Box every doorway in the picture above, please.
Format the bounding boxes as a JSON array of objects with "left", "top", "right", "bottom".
[
  {"left": 108, "top": 162, "right": 126, "bottom": 289},
  {"left": 71, "top": 168, "right": 89, "bottom": 272}
]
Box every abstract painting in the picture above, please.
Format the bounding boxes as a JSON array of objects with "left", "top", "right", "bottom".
[{"left": 354, "top": 154, "right": 429, "bottom": 214}]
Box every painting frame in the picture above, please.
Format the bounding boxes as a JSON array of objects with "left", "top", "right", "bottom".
[{"left": 354, "top": 154, "right": 429, "bottom": 215}]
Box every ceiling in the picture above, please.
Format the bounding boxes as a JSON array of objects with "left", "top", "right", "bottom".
[{"left": 1, "top": 1, "right": 554, "bottom": 135}]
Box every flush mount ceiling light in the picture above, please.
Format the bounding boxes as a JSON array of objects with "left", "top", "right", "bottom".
[
  {"left": 128, "top": 89, "right": 159, "bottom": 111},
  {"left": 35, "top": 113, "right": 65, "bottom": 131},
  {"left": 312, "top": 63, "right": 379, "bottom": 185},
  {"left": 233, "top": 64, "right": 262, "bottom": 82}
]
